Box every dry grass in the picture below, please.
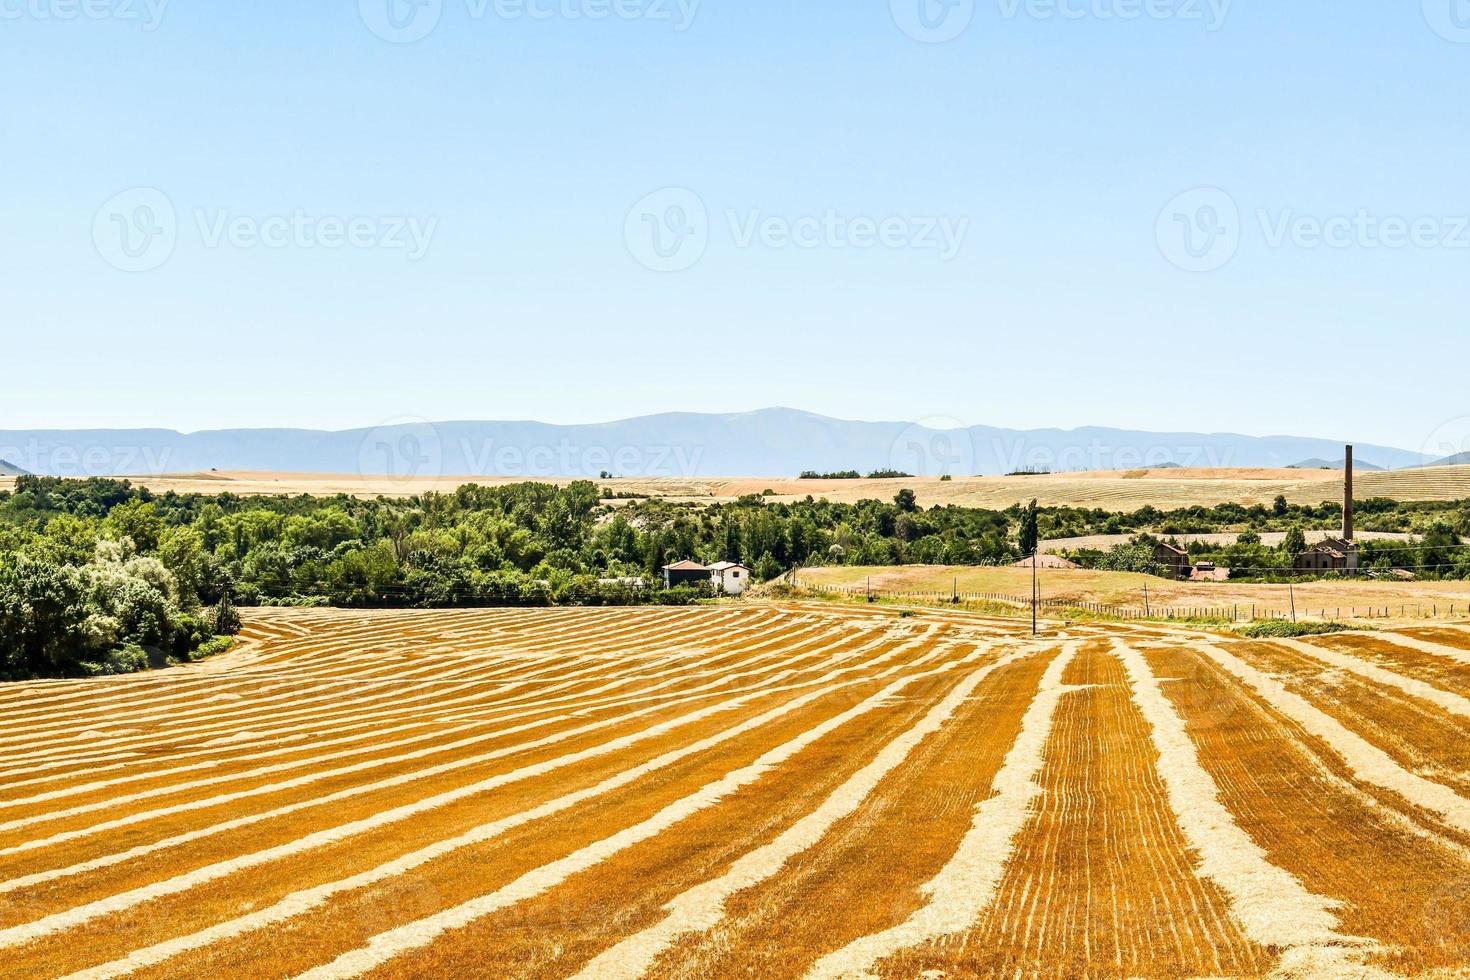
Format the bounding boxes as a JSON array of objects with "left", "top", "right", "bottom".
[
  {"left": 6, "top": 464, "right": 1470, "bottom": 508},
  {"left": 5, "top": 606, "right": 1470, "bottom": 977},
  {"left": 793, "top": 564, "right": 1470, "bottom": 619}
]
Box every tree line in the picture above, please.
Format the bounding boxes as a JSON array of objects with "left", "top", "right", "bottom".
[{"left": 3, "top": 475, "right": 1468, "bottom": 677}]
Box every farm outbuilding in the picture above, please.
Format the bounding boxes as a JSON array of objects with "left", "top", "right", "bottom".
[
  {"left": 662, "top": 560, "right": 752, "bottom": 593},
  {"left": 1296, "top": 538, "right": 1360, "bottom": 574},
  {"left": 708, "top": 561, "right": 752, "bottom": 595},
  {"left": 662, "top": 560, "right": 711, "bottom": 589},
  {"left": 1153, "top": 542, "right": 1191, "bottom": 579}
]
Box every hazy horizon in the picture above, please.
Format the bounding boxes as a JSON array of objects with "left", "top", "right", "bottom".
[{"left": 5, "top": 2, "right": 1468, "bottom": 455}]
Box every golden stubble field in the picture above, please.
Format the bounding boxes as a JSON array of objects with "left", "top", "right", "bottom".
[
  {"left": 3, "top": 603, "right": 1470, "bottom": 978},
  {"left": 794, "top": 566, "right": 1470, "bottom": 619},
  {"left": 7, "top": 464, "right": 1470, "bottom": 509}
]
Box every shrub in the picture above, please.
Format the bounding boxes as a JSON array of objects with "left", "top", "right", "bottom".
[
  {"left": 1238, "top": 620, "right": 1360, "bottom": 639},
  {"left": 192, "top": 636, "right": 236, "bottom": 661}
]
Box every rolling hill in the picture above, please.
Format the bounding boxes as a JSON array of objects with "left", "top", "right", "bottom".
[{"left": 0, "top": 410, "right": 1429, "bottom": 478}]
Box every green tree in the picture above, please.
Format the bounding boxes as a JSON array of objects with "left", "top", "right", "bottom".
[
  {"left": 213, "top": 593, "right": 242, "bottom": 636},
  {"left": 893, "top": 489, "right": 918, "bottom": 513},
  {"left": 1018, "top": 499, "right": 1040, "bottom": 556},
  {"left": 1283, "top": 526, "right": 1308, "bottom": 560},
  {"left": 104, "top": 499, "right": 164, "bottom": 553}
]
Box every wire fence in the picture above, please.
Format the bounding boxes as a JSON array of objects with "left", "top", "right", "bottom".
[{"left": 793, "top": 581, "right": 1470, "bottom": 623}]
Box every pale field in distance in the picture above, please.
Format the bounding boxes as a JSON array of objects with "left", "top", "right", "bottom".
[
  {"left": 6, "top": 464, "right": 1470, "bottom": 509},
  {"left": 5, "top": 604, "right": 1470, "bottom": 977},
  {"left": 793, "top": 564, "right": 1470, "bottom": 617}
]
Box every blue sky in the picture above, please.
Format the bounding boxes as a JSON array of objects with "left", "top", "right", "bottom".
[{"left": 3, "top": 0, "right": 1467, "bottom": 453}]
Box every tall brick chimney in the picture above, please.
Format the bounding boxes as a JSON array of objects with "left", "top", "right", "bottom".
[{"left": 1343, "top": 444, "right": 1355, "bottom": 542}]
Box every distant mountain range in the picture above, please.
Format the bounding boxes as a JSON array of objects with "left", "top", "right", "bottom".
[
  {"left": 0, "top": 410, "right": 1444, "bottom": 479},
  {"left": 0, "top": 459, "right": 29, "bottom": 477},
  {"left": 1420, "top": 451, "right": 1470, "bottom": 468}
]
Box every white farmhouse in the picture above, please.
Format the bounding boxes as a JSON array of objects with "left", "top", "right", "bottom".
[{"left": 707, "top": 561, "right": 752, "bottom": 595}]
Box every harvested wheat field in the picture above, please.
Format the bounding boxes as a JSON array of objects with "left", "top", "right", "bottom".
[
  {"left": 795, "top": 565, "right": 1470, "bottom": 620},
  {"left": 10, "top": 464, "right": 1470, "bottom": 510},
  {"left": 4, "top": 605, "right": 1470, "bottom": 978}
]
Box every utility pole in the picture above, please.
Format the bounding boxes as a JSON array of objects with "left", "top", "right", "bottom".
[
  {"left": 1289, "top": 581, "right": 1297, "bottom": 623},
  {"left": 1031, "top": 550, "right": 1039, "bottom": 636},
  {"left": 1143, "top": 582, "right": 1150, "bottom": 617}
]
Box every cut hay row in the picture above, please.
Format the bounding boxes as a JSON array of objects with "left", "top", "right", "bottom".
[
  {"left": 1265, "top": 637, "right": 1470, "bottom": 719},
  {"left": 0, "top": 629, "right": 956, "bottom": 963},
  {"left": 10, "top": 607, "right": 1470, "bottom": 977},
  {"left": 1197, "top": 642, "right": 1470, "bottom": 835},
  {"left": 283, "top": 642, "right": 1000, "bottom": 980},
  {"left": 1367, "top": 631, "right": 1470, "bottom": 668},
  {"left": 0, "top": 610, "right": 816, "bottom": 782},
  {"left": 806, "top": 641, "right": 1080, "bottom": 979},
  {"left": 63, "top": 643, "right": 1014, "bottom": 980},
  {"left": 606, "top": 652, "right": 1057, "bottom": 979},
  {"left": 868, "top": 643, "right": 1267, "bottom": 978},
  {"left": 0, "top": 617, "right": 853, "bottom": 810},
  {"left": 7, "top": 636, "right": 969, "bottom": 975},
  {"left": 0, "top": 605, "right": 756, "bottom": 723},
  {"left": 1114, "top": 640, "right": 1377, "bottom": 977},
  {"left": 567, "top": 646, "right": 1043, "bottom": 980},
  {"left": 0, "top": 621, "right": 877, "bottom": 832},
  {"left": 0, "top": 629, "right": 930, "bottom": 890},
  {"left": 1311, "top": 634, "right": 1470, "bottom": 697},
  {"left": 0, "top": 607, "right": 769, "bottom": 738},
  {"left": 1221, "top": 641, "right": 1470, "bottom": 803},
  {"left": 1142, "top": 644, "right": 1470, "bottom": 975}
]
